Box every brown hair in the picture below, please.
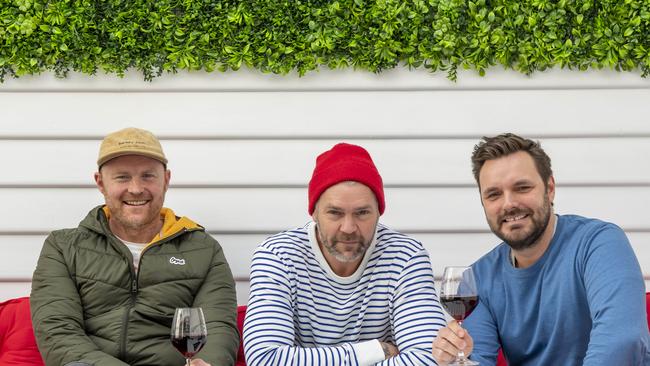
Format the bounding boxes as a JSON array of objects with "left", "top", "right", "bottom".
[{"left": 471, "top": 133, "right": 553, "bottom": 187}]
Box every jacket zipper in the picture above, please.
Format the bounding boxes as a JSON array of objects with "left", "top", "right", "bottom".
[
  {"left": 117, "top": 228, "right": 191, "bottom": 360},
  {"left": 119, "top": 265, "right": 138, "bottom": 361}
]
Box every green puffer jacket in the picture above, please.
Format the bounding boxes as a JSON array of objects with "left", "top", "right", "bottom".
[{"left": 31, "top": 205, "right": 239, "bottom": 366}]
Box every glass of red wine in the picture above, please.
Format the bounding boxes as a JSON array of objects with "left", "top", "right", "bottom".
[
  {"left": 171, "top": 307, "right": 208, "bottom": 366},
  {"left": 440, "top": 266, "right": 479, "bottom": 366}
]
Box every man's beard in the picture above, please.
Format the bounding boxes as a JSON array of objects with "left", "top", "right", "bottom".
[
  {"left": 316, "top": 225, "right": 372, "bottom": 263},
  {"left": 114, "top": 211, "right": 158, "bottom": 231},
  {"left": 490, "top": 193, "right": 552, "bottom": 251}
]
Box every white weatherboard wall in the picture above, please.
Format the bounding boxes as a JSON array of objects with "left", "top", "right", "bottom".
[{"left": 1, "top": 68, "right": 649, "bottom": 305}]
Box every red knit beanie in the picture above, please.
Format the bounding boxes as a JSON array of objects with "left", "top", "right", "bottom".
[{"left": 308, "top": 143, "right": 385, "bottom": 215}]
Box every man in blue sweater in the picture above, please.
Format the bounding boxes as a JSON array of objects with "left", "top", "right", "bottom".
[{"left": 432, "top": 133, "right": 649, "bottom": 365}]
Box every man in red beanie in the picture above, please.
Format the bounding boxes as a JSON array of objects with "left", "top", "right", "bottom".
[{"left": 243, "top": 142, "right": 445, "bottom": 366}]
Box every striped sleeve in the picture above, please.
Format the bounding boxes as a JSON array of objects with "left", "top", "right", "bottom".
[
  {"left": 243, "top": 246, "right": 383, "bottom": 366},
  {"left": 374, "top": 249, "right": 446, "bottom": 366}
]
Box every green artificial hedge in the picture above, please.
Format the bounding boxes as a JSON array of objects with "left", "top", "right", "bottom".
[{"left": 1, "top": 0, "right": 649, "bottom": 81}]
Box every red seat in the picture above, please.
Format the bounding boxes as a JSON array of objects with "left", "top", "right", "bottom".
[
  {"left": 646, "top": 292, "right": 650, "bottom": 330},
  {"left": 236, "top": 305, "right": 247, "bottom": 365},
  {"left": 0, "top": 297, "right": 45, "bottom": 366}
]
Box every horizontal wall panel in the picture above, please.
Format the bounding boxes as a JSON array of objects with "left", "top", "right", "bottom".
[
  {"left": 2, "top": 91, "right": 650, "bottom": 138},
  {"left": 2, "top": 68, "right": 649, "bottom": 92},
  {"left": 4, "top": 232, "right": 647, "bottom": 281},
  {"left": 235, "top": 281, "right": 251, "bottom": 305},
  {"left": 0, "top": 282, "right": 33, "bottom": 303},
  {"left": 2, "top": 187, "right": 650, "bottom": 233},
  {"left": 3, "top": 138, "right": 650, "bottom": 186}
]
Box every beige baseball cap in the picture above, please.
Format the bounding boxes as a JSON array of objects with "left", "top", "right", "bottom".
[{"left": 97, "top": 127, "right": 168, "bottom": 167}]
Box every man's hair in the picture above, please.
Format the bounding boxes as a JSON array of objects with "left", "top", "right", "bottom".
[{"left": 471, "top": 133, "right": 553, "bottom": 187}]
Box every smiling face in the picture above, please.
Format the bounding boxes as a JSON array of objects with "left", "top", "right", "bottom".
[
  {"left": 312, "top": 181, "right": 380, "bottom": 276},
  {"left": 95, "top": 154, "right": 170, "bottom": 242},
  {"left": 479, "top": 151, "right": 555, "bottom": 251}
]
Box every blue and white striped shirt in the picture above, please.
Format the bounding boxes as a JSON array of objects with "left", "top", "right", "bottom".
[{"left": 244, "top": 222, "right": 445, "bottom": 365}]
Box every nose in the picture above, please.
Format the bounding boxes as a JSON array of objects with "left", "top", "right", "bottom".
[
  {"left": 502, "top": 191, "right": 518, "bottom": 211},
  {"left": 340, "top": 215, "right": 357, "bottom": 235},
  {"left": 128, "top": 179, "right": 144, "bottom": 195}
]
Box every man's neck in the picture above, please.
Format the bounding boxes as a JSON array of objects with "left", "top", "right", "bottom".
[
  {"left": 108, "top": 218, "right": 163, "bottom": 244},
  {"left": 512, "top": 213, "right": 557, "bottom": 269}
]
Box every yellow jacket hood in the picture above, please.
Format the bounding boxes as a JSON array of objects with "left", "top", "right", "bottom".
[{"left": 102, "top": 206, "right": 202, "bottom": 244}]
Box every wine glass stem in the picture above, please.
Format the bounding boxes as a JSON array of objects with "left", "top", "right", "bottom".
[
  {"left": 456, "top": 321, "right": 468, "bottom": 361},
  {"left": 186, "top": 357, "right": 191, "bottom": 366}
]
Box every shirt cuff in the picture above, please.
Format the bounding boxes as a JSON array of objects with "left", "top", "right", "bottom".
[{"left": 352, "top": 339, "right": 385, "bottom": 365}]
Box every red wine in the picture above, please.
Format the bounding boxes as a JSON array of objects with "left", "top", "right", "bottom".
[
  {"left": 440, "top": 295, "right": 479, "bottom": 321},
  {"left": 172, "top": 335, "right": 207, "bottom": 358}
]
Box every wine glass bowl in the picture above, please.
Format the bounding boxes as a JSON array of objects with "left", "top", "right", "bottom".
[
  {"left": 440, "top": 266, "right": 479, "bottom": 366},
  {"left": 171, "top": 307, "right": 208, "bottom": 366}
]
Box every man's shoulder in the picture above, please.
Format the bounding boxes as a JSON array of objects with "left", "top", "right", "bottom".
[
  {"left": 559, "top": 214, "right": 620, "bottom": 231},
  {"left": 374, "top": 224, "right": 427, "bottom": 255},
  {"left": 472, "top": 242, "right": 508, "bottom": 272},
  {"left": 257, "top": 226, "right": 310, "bottom": 252},
  {"left": 558, "top": 214, "right": 626, "bottom": 243},
  {"left": 46, "top": 226, "right": 96, "bottom": 247}
]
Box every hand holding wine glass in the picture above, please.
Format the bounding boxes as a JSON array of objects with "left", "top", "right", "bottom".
[
  {"left": 438, "top": 266, "right": 479, "bottom": 366},
  {"left": 171, "top": 307, "right": 208, "bottom": 366}
]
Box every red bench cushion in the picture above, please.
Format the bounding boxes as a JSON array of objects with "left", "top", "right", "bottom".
[
  {"left": 646, "top": 292, "right": 650, "bottom": 330},
  {"left": 0, "top": 297, "right": 45, "bottom": 366},
  {"left": 236, "top": 305, "right": 246, "bottom": 366}
]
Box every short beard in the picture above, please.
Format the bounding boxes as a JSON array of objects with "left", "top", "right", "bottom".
[
  {"left": 115, "top": 215, "right": 155, "bottom": 231},
  {"left": 492, "top": 193, "right": 552, "bottom": 251},
  {"left": 315, "top": 223, "right": 371, "bottom": 263}
]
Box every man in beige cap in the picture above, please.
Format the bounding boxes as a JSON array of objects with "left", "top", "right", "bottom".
[{"left": 31, "top": 128, "right": 239, "bottom": 366}]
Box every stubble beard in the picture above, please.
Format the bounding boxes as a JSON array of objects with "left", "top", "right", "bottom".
[
  {"left": 108, "top": 198, "right": 162, "bottom": 234},
  {"left": 491, "top": 193, "right": 552, "bottom": 251},
  {"left": 316, "top": 224, "right": 372, "bottom": 263}
]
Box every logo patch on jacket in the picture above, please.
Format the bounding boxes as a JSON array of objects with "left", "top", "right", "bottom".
[{"left": 169, "top": 256, "right": 186, "bottom": 265}]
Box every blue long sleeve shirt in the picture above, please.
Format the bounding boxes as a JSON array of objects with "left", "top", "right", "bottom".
[{"left": 464, "top": 214, "right": 650, "bottom": 366}]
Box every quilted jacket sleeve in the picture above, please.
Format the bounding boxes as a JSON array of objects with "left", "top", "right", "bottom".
[{"left": 30, "top": 232, "right": 129, "bottom": 366}]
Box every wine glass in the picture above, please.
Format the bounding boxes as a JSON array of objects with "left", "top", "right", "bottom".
[
  {"left": 171, "top": 307, "right": 208, "bottom": 366},
  {"left": 440, "top": 266, "right": 480, "bottom": 366}
]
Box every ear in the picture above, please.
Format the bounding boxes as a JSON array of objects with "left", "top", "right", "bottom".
[
  {"left": 94, "top": 171, "right": 105, "bottom": 195},
  {"left": 163, "top": 169, "right": 171, "bottom": 192},
  {"left": 311, "top": 201, "right": 319, "bottom": 222},
  {"left": 547, "top": 175, "right": 556, "bottom": 203}
]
